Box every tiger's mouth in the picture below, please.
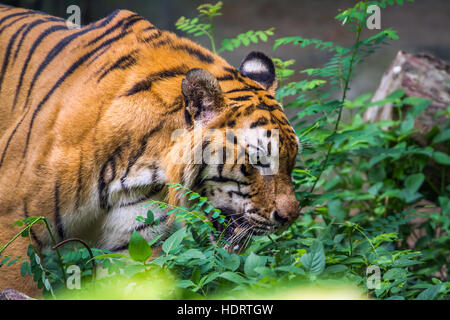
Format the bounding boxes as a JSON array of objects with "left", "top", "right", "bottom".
[{"left": 211, "top": 207, "right": 271, "bottom": 251}]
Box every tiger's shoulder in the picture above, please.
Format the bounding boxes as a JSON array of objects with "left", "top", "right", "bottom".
[{"left": 0, "top": 4, "right": 233, "bottom": 113}]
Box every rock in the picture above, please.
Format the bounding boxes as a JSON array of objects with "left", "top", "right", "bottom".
[{"left": 0, "top": 288, "right": 36, "bottom": 300}]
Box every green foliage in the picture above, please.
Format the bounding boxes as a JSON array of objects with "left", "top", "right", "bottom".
[
  {"left": 175, "top": 1, "right": 275, "bottom": 54},
  {"left": 220, "top": 28, "right": 274, "bottom": 53},
  {"left": 175, "top": 2, "right": 223, "bottom": 53}
]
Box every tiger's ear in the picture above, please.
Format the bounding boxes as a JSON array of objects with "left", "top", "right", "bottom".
[
  {"left": 182, "top": 68, "right": 225, "bottom": 128},
  {"left": 239, "top": 51, "right": 277, "bottom": 94}
]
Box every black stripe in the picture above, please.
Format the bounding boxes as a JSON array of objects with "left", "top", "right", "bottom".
[
  {"left": 84, "top": 12, "right": 136, "bottom": 47},
  {"left": 21, "top": 10, "right": 123, "bottom": 111},
  {"left": 119, "top": 183, "right": 165, "bottom": 208},
  {"left": 122, "top": 15, "right": 144, "bottom": 30},
  {"left": 0, "top": 113, "right": 27, "bottom": 168},
  {"left": 226, "top": 132, "right": 238, "bottom": 145},
  {"left": 23, "top": 31, "right": 132, "bottom": 158},
  {"left": 225, "top": 85, "right": 265, "bottom": 94},
  {"left": 172, "top": 44, "right": 214, "bottom": 63},
  {"left": 227, "top": 120, "right": 236, "bottom": 128},
  {"left": 140, "top": 29, "right": 162, "bottom": 42},
  {"left": 125, "top": 65, "right": 189, "bottom": 96},
  {"left": 193, "top": 163, "right": 208, "bottom": 188},
  {"left": 250, "top": 116, "right": 269, "bottom": 128},
  {"left": 0, "top": 22, "right": 28, "bottom": 93},
  {"left": 225, "top": 88, "right": 253, "bottom": 93},
  {"left": 23, "top": 201, "right": 43, "bottom": 248},
  {"left": 54, "top": 183, "right": 65, "bottom": 240},
  {"left": 216, "top": 74, "right": 234, "bottom": 81},
  {"left": 203, "top": 176, "right": 250, "bottom": 186},
  {"left": 12, "top": 23, "right": 68, "bottom": 111},
  {"left": 163, "top": 96, "right": 184, "bottom": 115},
  {"left": 109, "top": 243, "right": 129, "bottom": 252},
  {"left": 0, "top": 13, "right": 31, "bottom": 34},
  {"left": 98, "top": 145, "right": 122, "bottom": 210},
  {"left": 184, "top": 106, "right": 194, "bottom": 128},
  {"left": 228, "top": 190, "right": 253, "bottom": 199},
  {"left": 120, "top": 121, "right": 165, "bottom": 186},
  {"left": 240, "top": 164, "right": 250, "bottom": 177},
  {"left": 229, "top": 95, "right": 252, "bottom": 101},
  {"left": 151, "top": 38, "right": 172, "bottom": 48},
  {"left": 244, "top": 104, "right": 256, "bottom": 116},
  {"left": 224, "top": 67, "right": 239, "bottom": 78},
  {"left": 255, "top": 101, "right": 281, "bottom": 112},
  {"left": 142, "top": 26, "right": 157, "bottom": 32},
  {"left": 12, "top": 18, "right": 57, "bottom": 63},
  {"left": 195, "top": 140, "right": 212, "bottom": 185},
  {"left": 0, "top": 11, "right": 32, "bottom": 31},
  {"left": 86, "top": 45, "right": 109, "bottom": 67},
  {"left": 97, "top": 52, "right": 137, "bottom": 83}
]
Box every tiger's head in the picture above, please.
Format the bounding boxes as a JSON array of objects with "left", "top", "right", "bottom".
[{"left": 167, "top": 51, "right": 300, "bottom": 250}]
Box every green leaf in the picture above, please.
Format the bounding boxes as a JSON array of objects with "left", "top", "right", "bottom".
[
  {"left": 177, "top": 280, "right": 196, "bottom": 289},
  {"left": 386, "top": 296, "right": 405, "bottom": 300},
  {"left": 146, "top": 210, "right": 154, "bottom": 224},
  {"left": 0, "top": 256, "right": 11, "bottom": 266},
  {"left": 180, "top": 249, "right": 205, "bottom": 260},
  {"left": 433, "top": 128, "right": 450, "bottom": 143},
  {"left": 90, "top": 253, "right": 130, "bottom": 261},
  {"left": 300, "top": 240, "right": 325, "bottom": 275},
  {"left": 327, "top": 199, "right": 347, "bottom": 222},
  {"left": 324, "top": 264, "right": 348, "bottom": 274},
  {"left": 128, "top": 230, "right": 152, "bottom": 262},
  {"left": 439, "top": 197, "right": 450, "bottom": 215},
  {"left": 43, "top": 278, "right": 52, "bottom": 291},
  {"left": 188, "top": 193, "right": 200, "bottom": 201},
  {"left": 220, "top": 272, "right": 248, "bottom": 284},
  {"left": 399, "top": 114, "right": 414, "bottom": 133},
  {"left": 122, "top": 263, "right": 146, "bottom": 277},
  {"left": 415, "top": 285, "right": 441, "bottom": 300},
  {"left": 433, "top": 151, "right": 450, "bottom": 165},
  {"left": 223, "top": 254, "right": 240, "bottom": 271},
  {"left": 244, "top": 252, "right": 266, "bottom": 277},
  {"left": 404, "top": 173, "right": 424, "bottom": 193},
  {"left": 162, "top": 227, "right": 186, "bottom": 254},
  {"left": 276, "top": 266, "right": 305, "bottom": 275},
  {"left": 383, "top": 268, "right": 407, "bottom": 280},
  {"left": 404, "top": 97, "right": 431, "bottom": 116},
  {"left": 20, "top": 261, "right": 29, "bottom": 277},
  {"left": 254, "top": 266, "right": 276, "bottom": 278},
  {"left": 199, "top": 272, "right": 220, "bottom": 287}
]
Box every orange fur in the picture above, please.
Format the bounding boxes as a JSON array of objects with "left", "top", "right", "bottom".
[{"left": 0, "top": 5, "right": 300, "bottom": 297}]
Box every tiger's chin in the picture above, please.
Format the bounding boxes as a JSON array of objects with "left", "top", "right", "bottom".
[{"left": 211, "top": 207, "right": 274, "bottom": 253}]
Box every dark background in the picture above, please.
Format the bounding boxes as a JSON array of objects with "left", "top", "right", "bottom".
[{"left": 2, "top": 0, "right": 450, "bottom": 100}]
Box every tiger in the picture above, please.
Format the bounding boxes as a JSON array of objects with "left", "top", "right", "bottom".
[{"left": 0, "top": 4, "right": 300, "bottom": 297}]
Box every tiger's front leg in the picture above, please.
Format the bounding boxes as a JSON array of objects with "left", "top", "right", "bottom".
[
  {"left": 96, "top": 196, "right": 173, "bottom": 254},
  {"left": 92, "top": 163, "right": 174, "bottom": 254}
]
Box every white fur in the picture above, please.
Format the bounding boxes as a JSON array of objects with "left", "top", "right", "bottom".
[{"left": 241, "top": 59, "right": 268, "bottom": 74}]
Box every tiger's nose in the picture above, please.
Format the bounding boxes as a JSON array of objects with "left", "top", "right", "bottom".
[
  {"left": 271, "top": 194, "right": 300, "bottom": 226},
  {"left": 271, "top": 210, "right": 289, "bottom": 225}
]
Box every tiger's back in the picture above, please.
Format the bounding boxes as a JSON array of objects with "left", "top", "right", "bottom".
[{"left": 0, "top": 4, "right": 300, "bottom": 297}]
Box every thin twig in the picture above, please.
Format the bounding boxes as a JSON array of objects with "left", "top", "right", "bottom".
[{"left": 52, "top": 237, "right": 96, "bottom": 286}]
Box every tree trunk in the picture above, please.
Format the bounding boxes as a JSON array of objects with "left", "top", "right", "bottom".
[
  {"left": 363, "top": 51, "right": 449, "bottom": 197},
  {"left": 363, "top": 51, "right": 449, "bottom": 136}
]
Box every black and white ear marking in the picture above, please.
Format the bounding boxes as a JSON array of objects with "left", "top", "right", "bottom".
[
  {"left": 182, "top": 68, "right": 225, "bottom": 128},
  {"left": 239, "top": 51, "right": 277, "bottom": 92}
]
